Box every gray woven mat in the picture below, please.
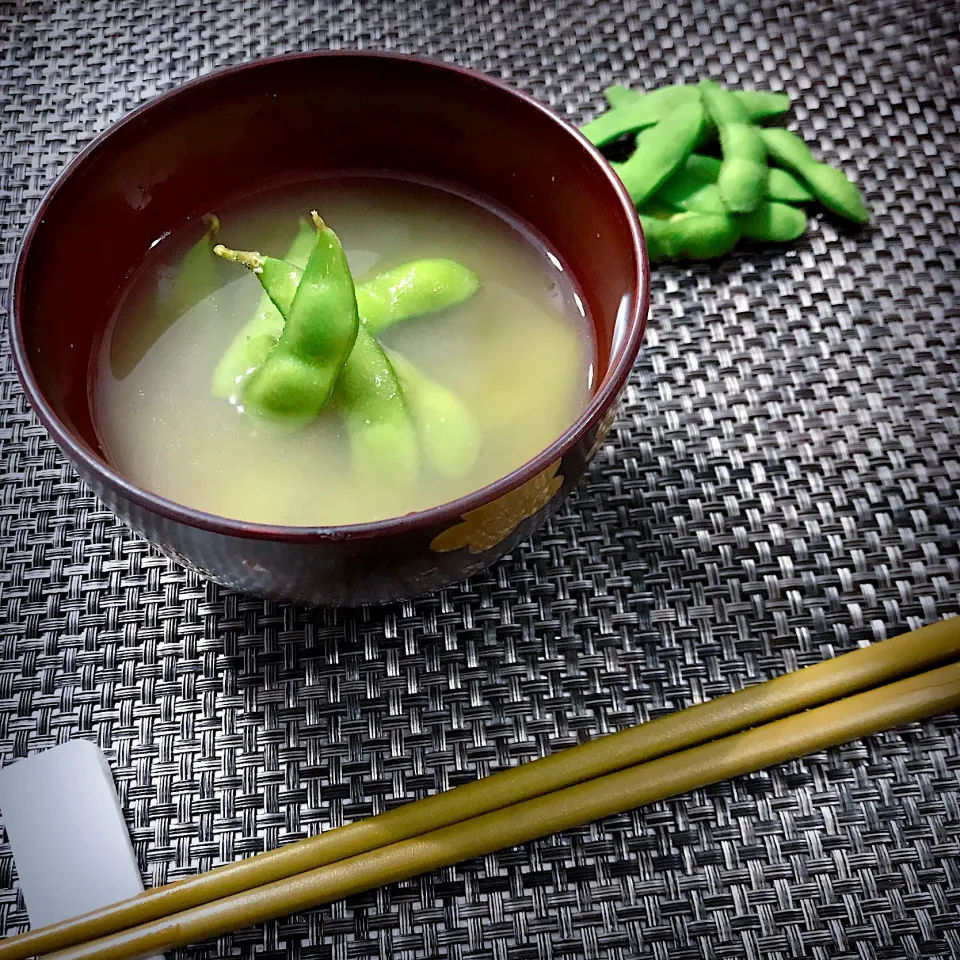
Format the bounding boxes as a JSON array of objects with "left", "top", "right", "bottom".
[{"left": 1, "top": 1, "right": 959, "bottom": 957}]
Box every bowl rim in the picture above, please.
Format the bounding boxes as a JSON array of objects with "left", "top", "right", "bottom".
[{"left": 10, "top": 49, "right": 649, "bottom": 544}]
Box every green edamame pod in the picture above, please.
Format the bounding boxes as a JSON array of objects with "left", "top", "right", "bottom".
[
  {"left": 639, "top": 213, "right": 676, "bottom": 262},
  {"left": 639, "top": 211, "right": 740, "bottom": 262},
  {"left": 586, "top": 87, "right": 788, "bottom": 149},
  {"left": 759, "top": 128, "right": 870, "bottom": 223},
  {"left": 699, "top": 79, "right": 768, "bottom": 213},
  {"left": 213, "top": 251, "right": 481, "bottom": 393},
  {"left": 214, "top": 244, "right": 482, "bottom": 475},
  {"left": 587, "top": 85, "right": 700, "bottom": 144},
  {"left": 736, "top": 201, "right": 808, "bottom": 242},
  {"left": 243, "top": 212, "right": 359, "bottom": 420},
  {"left": 602, "top": 84, "right": 698, "bottom": 112},
  {"left": 631, "top": 205, "right": 674, "bottom": 261},
  {"left": 603, "top": 84, "right": 789, "bottom": 121},
  {"left": 690, "top": 89, "right": 790, "bottom": 151},
  {"left": 166, "top": 214, "right": 222, "bottom": 320},
  {"left": 112, "top": 214, "right": 222, "bottom": 380},
  {"left": 733, "top": 89, "right": 790, "bottom": 120},
  {"left": 335, "top": 328, "right": 420, "bottom": 492},
  {"left": 685, "top": 154, "right": 813, "bottom": 204},
  {"left": 385, "top": 349, "right": 481, "bottom": 480},
  {"left": 637, "top": 216, "right": 666, "bottom": 262},
  {"left": 652, "top": 168, "right": 727, "bottom": 215},
  {"left": 580, "top": 100, "right": 665, "bottom": 147},
  {"left": 603, "top": 84, "right": 637, "bottom": 109},
  {"left": 217, "top": 240, "right": 420, "bottom": 487},
  {"left": 357, "top": 259, "right": 481, "bottom": 337},
  {"left": 683, "top": 154, "right": 723, "bottom": 181},
  {"left": 766, "top": 168, "right": 814, "bottom": 204},
  {"left": 214, "top": 249, "right": 299, "bottom": 325},
  {"left": 673, "top": 212, "right": 740, "bottom": 260},
  {"left": 610, "top": 100, "right": 706, "bottom": 205},
  {"left": 211, "top": 218, "right": 315, "bottom": 398}
]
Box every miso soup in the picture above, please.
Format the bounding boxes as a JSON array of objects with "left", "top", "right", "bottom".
[{"left": 95, "top": 177, "right": 596, "bottom": 527}]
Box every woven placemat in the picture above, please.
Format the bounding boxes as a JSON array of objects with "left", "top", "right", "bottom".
[{"left": 1, "top": 1, "right": 959, "bottom": 957}]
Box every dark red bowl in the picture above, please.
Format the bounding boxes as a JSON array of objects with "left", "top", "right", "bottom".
[{"left": 10, "top": 51, "right": 648, "bottom": 606}]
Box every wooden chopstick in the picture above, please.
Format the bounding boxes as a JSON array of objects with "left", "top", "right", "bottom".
[
  {"left": 1, "top": 616, "right": 957, "bottom": 960},
  {"left": 46, "top": 659, "right": 960, "bottom": 960}
]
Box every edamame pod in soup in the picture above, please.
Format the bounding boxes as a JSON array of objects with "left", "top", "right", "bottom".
[
  {"left": 242, "top": 212, "right": 360, "bottom": 421},
  {"left": 97, "top": 178, "right": 596, "bottom": 529}
]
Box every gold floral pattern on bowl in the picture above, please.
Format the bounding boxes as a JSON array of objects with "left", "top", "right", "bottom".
[
  {"left": 587, "top": 402, "right": 619, "bottom": 462},
  {"left": 431, "top": 459, "right": 565, "bottom": 554}
]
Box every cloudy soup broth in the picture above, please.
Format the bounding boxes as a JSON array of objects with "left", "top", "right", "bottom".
[{"left": 96, "top": 177, "right": 595, "bottom": 527}]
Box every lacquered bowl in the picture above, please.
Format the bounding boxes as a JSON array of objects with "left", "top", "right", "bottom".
[{"left": 10, "top": 51, "right": 648, "bottom": 606}]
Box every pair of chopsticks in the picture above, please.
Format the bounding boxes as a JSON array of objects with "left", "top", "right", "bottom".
[{"left": 3, "top": 618, "right": 959, "bottom": 960}]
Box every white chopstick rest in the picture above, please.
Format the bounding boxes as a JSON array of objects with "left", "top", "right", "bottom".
[{"left": 0, "top": 740, "right": 155, "bottom": 948}]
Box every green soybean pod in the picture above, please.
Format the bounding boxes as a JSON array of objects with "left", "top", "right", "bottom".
[
  {"left": 581, "top": 99, "right": 667, "bottom": 147},
  {"left": 580, "top": 87, "right": 699, "bottom": 147},
  {"left": 213, "top": 253, "right": 481, "bottom": 350},
  {"left": 684, "top": 154, "right": 723, "bottom": 181},
  {"left": 692, "top": 90, "right": 789, "bottom": 151},
  {"left": 766, "top": 167, "right": 814, "bottom": 204},
  {"left": 685, "top": 154, "right": 813, "bottom": 204},
  {"left": 356, "top": 259, "right": 480, "bottom": 337},
  {"left": 666, "top": 211, "right": 740, "bottom": 260},
  {"left": 165, "top": 214, "right": 223, "bottom": 320},
  {"left": 637, "top": 214, "right": 668, "bottom": 262},
  {"left": 733, "top": 89, "right": 790, "bottom": 120},
  {"left": 335, "top": 327, "right": 420, "bottom": 493},
  {"left": 639, "top": 211, "right": 740, "bottom": 262},
  {"left": 211, "top": 218, "right": 315, "bottom": 398},
  {"left": 603, "top": 84, "right": 636, "bottom": 108},
  {"left": 243, "top": 212, "right": 360, "bottom": 421},
  {"left": 602, "top": 83, "right": 698, "bottom": 111},
  {"left": 213, "top": 248, "right": 482, "bottom": 485},
  {"left": 113, "top": 214, "right": 222, "bottom": 381},
  {"left": 605, "top": 84, "right": 789, "bottom": 121},
  {"left": 385, "top": 349, "right": 481, "bottom": 480},
  {"left": 217, "top": 241, "right": 420, "bottom": 486},
  {"left": 760, "top": 128, "right": 870, "bottom": 223},
  {"left": 213, "top": 253, "right": 480, "bottom": 395},
  {"left": 652, "top": 167, "right": 728, "bottom": 215},
  {"left": 214, "top": 250, "right": 298, "bottom": 314},
  {"left": 587, "top": 81, "right": 767, "bottom": 147},
  {"left": 610, "top": 100, "right": 706, "bottom": 205},
  {"left": 699, "top": 79, "right": 768, "bottom": 213},
  {"left": 736, "top": 201, "right": 808, "bottom": 242}
]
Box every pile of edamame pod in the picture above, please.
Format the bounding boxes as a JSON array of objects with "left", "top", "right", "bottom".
[
  {"left": 211, "top": 215, "right": 482, "bottom": 491},
  {"left": 581, "top": 79, "right": 870, "bottom": 261}
]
